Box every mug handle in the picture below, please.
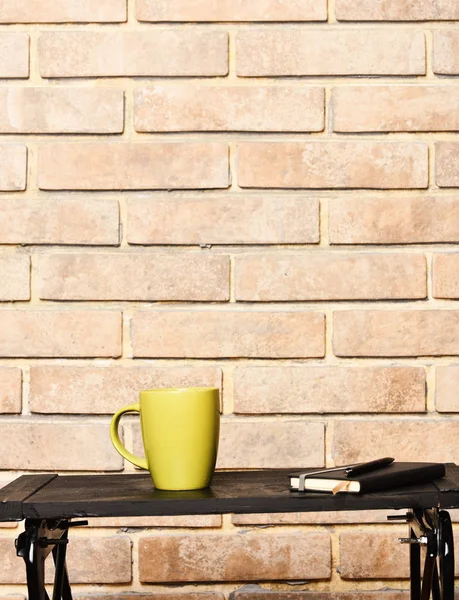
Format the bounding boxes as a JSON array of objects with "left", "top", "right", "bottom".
[{"left": 109, "top": 403, "right": 148, "bottom": 470}]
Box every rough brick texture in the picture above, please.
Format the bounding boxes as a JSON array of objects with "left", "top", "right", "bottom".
[
  {"left": 334, "top": 420, "right": 459, "bottom": 464},
  {"left": 0, "top": 1, "right": 127, "bottom": 22},
  {"left": 87, "top": 515, "right": 222, "bottom": 528},
  {"left": 49, "top": 536, "right": 132, "bottom": 583},
  {"left": 0, "top": 198, "right": 119, "bottom": 245},
  {"left": 126, "top": 196, "right": 319, "bottom": 245},
  {"left": 238, "top": 142, "right": 428, "bottom": 189},
  {"left": 131, "top": 310, "right": 325, "bottom": 358},
  {"left": 77, "top": 595, "right": 224, "bottom": 600},
  {"left": 1, "top": 2, "right": 458, "bottom": 598},
  {"left": 232, "top": 509, "right": 390, "bottom": 525},
  {"left": 334, "top": 310, "right": 459, "bottom": 357},
  {"left": 433, "top": 254, "right": 459, "bottom": 298},
  {"left": 139, "top": 533, "right": 331, "bottom": 582},
  {"left": 233, "top": 366, "right": 426, "bottom": 413},
  {"left": 436, "top": 367, "right": 459, "bottom": 412},
  {"left": 0, "top": 254, "right": 30, "bottom": 301},
  {"left": 217, "top": 419, "right": 324, "bottom": 468},
  {"left": 0, "top": 33, "right": 29, "bottom": 78},
  {"left": 236, "top": 30, "right": 425, "bottom": 76},
  {"left": 0, "top": 311, "right": 121, "bottom": 357},
  {"left": 38, "top": 143, "right": 228, "bottom": 190},
  {"left": 234, "top": 594, "right": 408, "bottom": 600},
  {"left": 0, "top": 422, "right": 123, "bottom": 470},
  {"left": 333, "top": 86, "right": 459, "bottom": 132},
  {"left": 81, "top": 594, "right": 224, "bottom": 600},
  {"left": 137, "top": 0, "right": 327, "bottom": 21},
  {"left": 0, "top": 539, "right": 24, "bottom": 584},
  {"left": 38, "top": 253, "right": 230, "bottom": 301},
  {"left": 336, "top": 0, "right": 459, "bottom": 21},
  {"left": 339, "top": 531, "right": 409, "bottom": 579},
  {"left": 38, "top": 31, "right": 228, "bottom": 77},
  {"left": 0, "top": 146, "right": 27, "bottom": 191},
  {"left": 329, "top": 197, "right": 459, "bottom": 244},
  {"left": 0, "top": 88, "right": 123, "bottom": 133},
  {"left": 134, "top": 86, "right": 324, "bottom": 132},
  {"left": 0, "top": 368, "right": 22, "bottom": 414},
  {"left": 234, "top": 253, "right": 426, "bottom": 300},
  {"left": 433, "top": 31, "right": 459, "bottom": 74},
  {"left": 436, "top": 143, "right": 459, "bottom": 187},
  {"left": 0, "top": 535, "right": 130, "bottom": 583}
]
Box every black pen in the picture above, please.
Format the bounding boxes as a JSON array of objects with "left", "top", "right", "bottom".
[{"left": 345, "top": 457, "right": 394, "bottom": 477}]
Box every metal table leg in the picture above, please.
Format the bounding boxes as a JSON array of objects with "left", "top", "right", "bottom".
[
  {"left": 15, "top": 519, "right": 87, "bottom": 600},
  {"left": 391, "top": 508, "right": 455, "bottom": 600}
]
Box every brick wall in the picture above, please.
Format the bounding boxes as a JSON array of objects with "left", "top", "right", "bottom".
[{"left": 0, "top": 0, "right": 458, "bottom": 597}]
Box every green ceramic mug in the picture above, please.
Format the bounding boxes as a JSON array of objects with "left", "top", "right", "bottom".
[{"left": 110, "top": 387, "right": 220, "bottom": 490}]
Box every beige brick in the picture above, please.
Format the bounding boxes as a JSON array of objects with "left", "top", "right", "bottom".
[
  {"left": 238, "top": 142, "right": 428, "bottom": 189},
  {"left": 334, "top": 419, "right": 459, "bottom": 464},
  {"left": 134, "top": 86, "right": 324, "bottom": 132},
  {"left": 0, "top": 88, "right": 123, "bottom": 133},
  {"left": 340, "top": 531, "right": 408, "bottom": 579},
  {"left": 217, "top": 419, "right": 324, "bottom": 469},
  {"left": 38, "top": 253, "right": 230, "bottom": 301},
  {"left": 0, "top": 310, "right": 121, "bottom": 357},
  {"left": 334, "top": 310, "right": 459, "bottom": 357},
  {"left": 127, "top": 196, "right": 319, "bottom": 245},
  {"left": 436, "top": 366, "right": 459, "bottom": 412},
  {"left": 234, "top": 366, "right": 426, "bottom": 414},
  {"left": 234, "top": 253, "right": 426, "bottom": 301},
  {"left": 87, "top": 515, "right": 222, "bottom": 528},
  {"left": 436, "top": 143, "right": 459, "bottom": 187},
  {"left": 38, "top": 143, "right": 228, "bottom": 190},
  {"left": 433, "top": 30, "right": 459, "bottom": 74},
  {"left": 336, "top": 0, "right": 459, "bottom": 20},
  {"left": 53, "top": 536, "right": 131, "bottom": 583},
  {"left": 139, "top": 532, "right": 330, "bottom": 582},
  {"left": 132, "top": 310, "right": 325, "bottom": 358},
  {"left": 236, "top": 29, "right": 425, "bottom": 76},
  {"left": 137, "top": 0, "right": 327, "bottom": 21},
  {"left": 0, "top": 368, "right": 21, "bottom": 414},
  {"left": 0, "top": 254, "right": 30, "bottom": 301},
  {"left": 132, "top": 418, "right": 323, "bottom": 469},
  {"left": 0, "top": 198, "right": 119, "bottom": 245},
  {"left": 448, "top": 509, "right": 459, "bottom": 523},
  {"left": 0, "top": 536, "right": 130, "bottom": 584},
  {"left": 39, "top": 31, "right": 228, "bottom": 77},
  {"left": 0, "top": 538, "right": 23, "bottom": 583},
  {"left": 433, "top": 254, "right": 459, "bottom": 298},
  {"left": 0, "top": 145, "right": 27, "bottom": 191},
  {"left": 0, "top": 33, "right": 29, "bottom": 78},
  {"left": 30, "top": 365, "right": 221, "bottom": 414},
  {"left": 232, "top": 509, "right": 390, "bottom": 525},
  {"left": 333, "top": 86, "right": 459, "bottom": 132},
  {"left": 0, "top": 422, "right": 123, "bottom": 470},
  {"left": 0, "top": 0, "right": 126, "bottom": 22},
  {"left": 78, "top": 595, "right": 223, "bottom": 600},
  {"left": 329, "top": 196, "right": 459, "bottom": 244},
  {"left": 234, "top": 592, "right": 408, "bottom": 600}
]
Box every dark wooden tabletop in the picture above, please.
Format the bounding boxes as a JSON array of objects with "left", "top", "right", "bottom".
[{"left": 2, "top": 465, "right": 459, "bottom": 521}]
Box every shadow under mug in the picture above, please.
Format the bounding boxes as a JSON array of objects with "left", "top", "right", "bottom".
[{"left": 109, "top": 387, "right": 220, "bottom": 490}]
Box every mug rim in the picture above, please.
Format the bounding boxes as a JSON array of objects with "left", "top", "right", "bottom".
[{"left": 140, "top": 386, "right": 219, "bottom": 394}]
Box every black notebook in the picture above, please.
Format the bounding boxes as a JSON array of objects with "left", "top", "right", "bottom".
[{"left": 289, "top": 462, "right": 445, "bottom": 494}]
